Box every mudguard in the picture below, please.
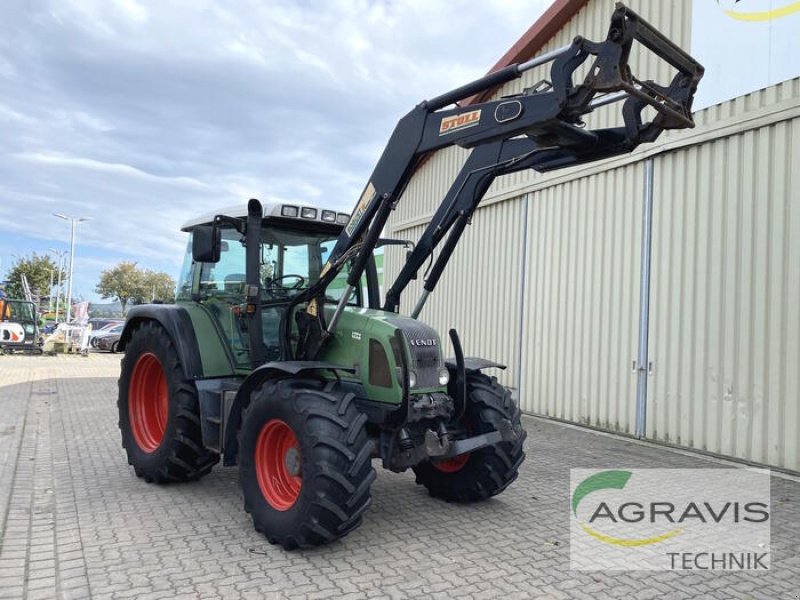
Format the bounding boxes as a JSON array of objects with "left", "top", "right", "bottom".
[
  {"left": 222, "top": 360, "right": 355, "bottom": 465},
  {"left": 119, "top": 304, "right": 204, "bottom": 379},
  {"left": 444, "top": 356, "right": 506, "bottom": 373}
]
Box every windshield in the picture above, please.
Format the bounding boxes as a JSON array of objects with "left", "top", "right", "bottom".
[
  {"left": 0, "top": 300, "right": 35, "bottom": 322},
  {"left": 197, "top": 224, "right": 360, "bottom": 305}
]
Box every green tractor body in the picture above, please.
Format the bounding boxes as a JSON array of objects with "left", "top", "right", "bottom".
[{"left": 118, "top": 201, "right": 524, "bottom": 549}]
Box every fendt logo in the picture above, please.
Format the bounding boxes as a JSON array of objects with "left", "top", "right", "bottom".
[
  {"left": 570, "top": 468, "right": 771, "bottom": 571},
  {"left": 409, "top": 338, "right": 437, "bottom": 347},
  {"left": 439, "top": 109, "right": 481, "bottom": 135}
]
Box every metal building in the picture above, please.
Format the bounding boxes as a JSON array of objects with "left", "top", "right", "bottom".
[{"left": 384, "top": 0, "right": 800, "bottom": 472}]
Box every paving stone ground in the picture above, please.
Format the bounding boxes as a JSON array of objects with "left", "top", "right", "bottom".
[{"left": 0, "top": 353, "right": 798, "bottom": 599}]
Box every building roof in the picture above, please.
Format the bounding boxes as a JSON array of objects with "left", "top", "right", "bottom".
[{"left": 464, "top": 0, "right": 590, "bottom": 106}]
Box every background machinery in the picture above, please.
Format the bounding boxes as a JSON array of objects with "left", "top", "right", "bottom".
[{"left": 0, "top": 295, "right": 43, "bottom": 355}]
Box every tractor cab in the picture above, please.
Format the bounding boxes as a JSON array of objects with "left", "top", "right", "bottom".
[{"left": 177, "top": 201, "right": 378, "bottom": 367}]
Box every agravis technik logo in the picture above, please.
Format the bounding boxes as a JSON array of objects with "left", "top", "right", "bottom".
[{"left": 570, "top": 468, "right": 771, "bottom": 571}]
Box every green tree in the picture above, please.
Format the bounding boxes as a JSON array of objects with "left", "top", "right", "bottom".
[
  {"left": 95, "top": 261, "right": 143, "bottom": 315},
  {"left": 5, "top": 253, "right": 59, "bottom": 300},
  {"left": 95, "top": 262, "right": 176, "bottom": 314},
  {"left": 141, "top": 270, "right": 176, "bottom": 304}
]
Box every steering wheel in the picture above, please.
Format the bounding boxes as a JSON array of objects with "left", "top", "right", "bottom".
[{"left": 265, "top": 274, "right": 306, "bottom": 292}]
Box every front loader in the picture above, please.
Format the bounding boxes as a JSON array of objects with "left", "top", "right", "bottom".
[{"left": 117, "top": 4, "right": 703, "bottom": 549}]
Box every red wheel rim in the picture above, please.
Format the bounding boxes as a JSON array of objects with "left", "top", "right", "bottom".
[
  {"left": 128, "top": 352, "right": 169, "bottom": 453},
  {"left": 255, "top": 419, "right": 302, "bottom": 511},
  {"left": 434, "top": 452, "right": 470, "bottom": 473}
]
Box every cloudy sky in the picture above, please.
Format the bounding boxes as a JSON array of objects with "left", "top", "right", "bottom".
[{"left": 0, "top": 0, "right": 548, "bottom": 302}]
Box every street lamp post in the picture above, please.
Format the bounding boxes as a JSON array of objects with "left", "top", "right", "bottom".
[
  {"left": 53, "top": 214, "right": 90, "bottom": 324},
  {"left": 48, "top": 269, "right": 54, "bottom": 312},
  {"left": 49, "top": 248, "right": 67, "bottom": 323}
]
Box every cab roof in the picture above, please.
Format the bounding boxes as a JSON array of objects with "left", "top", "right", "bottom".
[{"left": 181, "top": 200, "right": 351, "bottom": 231}]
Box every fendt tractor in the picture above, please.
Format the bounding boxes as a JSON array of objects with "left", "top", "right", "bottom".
[{"left": 117, "top": 4, "right": 703, "bottom": 549}]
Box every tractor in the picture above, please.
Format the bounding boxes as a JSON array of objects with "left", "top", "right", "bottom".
[{"left": 117, "top": 4, "right": 703, "bottom": 549}]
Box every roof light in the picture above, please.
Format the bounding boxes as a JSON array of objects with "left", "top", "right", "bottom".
[
  {"left": 281, "top": 205, "right": 299, "bottom": 218},
  {"left": 301, "top": 207, "right": 318, "bottom": 219},
  {"left": 336, "top": 213, "right": 350, "bottom": 225},
  {"left": 321, "top": 210, "right": 336, "bottom": 222}
]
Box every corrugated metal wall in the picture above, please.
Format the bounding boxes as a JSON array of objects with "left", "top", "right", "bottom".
[
  {"left": 647, "top": 116, "right": 800, "bottom": 470},
  {"left": 519, "top": 164, "right": 643, "bottom": 431},
  {"left": 385, "top": 0, "right": 800, "bottom": 471}
]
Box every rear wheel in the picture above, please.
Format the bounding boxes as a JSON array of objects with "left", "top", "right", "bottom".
[
  {"left": 238, "top": 378, "right": 375, "bottom": 549},
  {"left": 110, "top": 341, "right": 119, "bottom": 353},
  {"left": 118, "top": 321, "right": 218, "bottom": 482},
  {"left": 413, "top": 373, "right": 526, "bottom": 502}
]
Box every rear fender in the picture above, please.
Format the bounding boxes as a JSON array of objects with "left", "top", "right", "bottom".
[{"left": 119, "top": 305, "right": 203, "bottom": 379}]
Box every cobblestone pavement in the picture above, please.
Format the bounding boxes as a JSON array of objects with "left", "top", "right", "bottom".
[{"left": 0, "top": 353, "right": 798, "bottom": 599}]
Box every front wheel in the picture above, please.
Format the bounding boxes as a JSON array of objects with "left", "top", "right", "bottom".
[
  {"left": 118, "top": 321, "right": 218, "bottom": 483},
  {"left": 238, "top": 378, "right": 375, "bottom": 550},
  {"left": 413, "top": 373, "right": 526, "bottom": 502}
]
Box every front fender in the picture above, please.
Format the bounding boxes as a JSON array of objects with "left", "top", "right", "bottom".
[{"left": 222, "top": 361, "right": 355, "bottom": 466}]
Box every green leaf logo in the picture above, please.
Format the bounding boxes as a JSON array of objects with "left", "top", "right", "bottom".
[
  {"left": 572, "top": 470, "right": 683, "bottom": 546},
  {"left": 572, "top": 470, "right": 632, "bottom": 516}
]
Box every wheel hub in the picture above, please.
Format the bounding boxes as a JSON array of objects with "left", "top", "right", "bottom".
[
  {"left": 128, "top": 352, "right": 169, "bottom": 453},
  {"left": 284, "top": 447, "right": 302, "bottom": 477},
  {"left": 255, "top": 419, "right": 302, "bottom": 511}
]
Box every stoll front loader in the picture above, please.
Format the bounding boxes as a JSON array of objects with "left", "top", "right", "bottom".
[{"left": 117, "top": 4, "right": 703, "bottom": 549}]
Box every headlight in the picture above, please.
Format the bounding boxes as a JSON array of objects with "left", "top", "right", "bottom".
[
  {"left": 408, "top": 370, "right": 417, "bottom": 389},
  {"left": 438, "top": 368, "right": 450, "bottom": 386}
]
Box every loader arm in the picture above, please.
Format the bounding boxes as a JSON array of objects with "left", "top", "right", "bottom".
[{"left": 287, "top": 2, "right": 703, "bottom": 361}]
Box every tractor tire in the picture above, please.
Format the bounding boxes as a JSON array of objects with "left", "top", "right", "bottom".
[
  {"left": 412, "top": 372, "right": 526, "bottom": 502},
  {"left": 238, "top": 378, "right": 376, "bottom": 550},
  {"left": 118, "top": 321, "right": 218, "bottom": 483}
]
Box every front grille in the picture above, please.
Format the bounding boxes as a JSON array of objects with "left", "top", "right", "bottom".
[{"left": 388, "top": 319, "right": 442, "bottom": 389}]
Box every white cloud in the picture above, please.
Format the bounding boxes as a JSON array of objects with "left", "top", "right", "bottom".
[
  {"left": 1, "top": 0, "right": 550, "bottom": 300},
  {"left": 14, "top": 151, "right": 211, "bottom": 190},
  {"left": 113, "top": 0, "right": 148, "bottom": 24}
]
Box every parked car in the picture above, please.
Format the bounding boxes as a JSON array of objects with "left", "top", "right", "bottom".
[
  {"left": 88, "top": 318, "right": 124, "bottom": 332},
  {"left": 89, "top": 321, "right": 123, "bottom": 346},
  {"left": 91, "top": 324, "right": 124, "bottom": 352}
]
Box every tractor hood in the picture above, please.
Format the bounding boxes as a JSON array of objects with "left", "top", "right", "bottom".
[{"left": 318, "top": 307, "right": 447, "bottom": 404}]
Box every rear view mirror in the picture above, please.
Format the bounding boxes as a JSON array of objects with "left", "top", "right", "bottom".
[{"left": 192, "top": 225, "right": 221, "bottom": 263}]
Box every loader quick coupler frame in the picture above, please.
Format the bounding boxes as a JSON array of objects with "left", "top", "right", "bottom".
[{"left": 117, "top": 3, "right": 703, "bottom": 549}]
